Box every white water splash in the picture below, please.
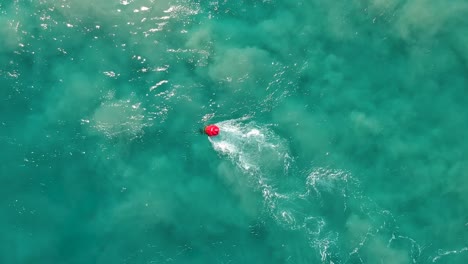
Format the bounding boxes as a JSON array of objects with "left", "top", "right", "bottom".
[{"left": 209, "top": 117, "right": 287, "bottom": 178}]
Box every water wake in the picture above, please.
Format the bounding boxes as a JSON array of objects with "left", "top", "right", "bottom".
[{"left": 208, "top": 118, "right": 422, "bottom": 263}]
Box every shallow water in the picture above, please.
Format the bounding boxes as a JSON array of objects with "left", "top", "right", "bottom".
[{"left": 1, "top": 0, "right": 467, "bottom": 263}]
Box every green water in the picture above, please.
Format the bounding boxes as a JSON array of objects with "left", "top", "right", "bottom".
[{"left": 1, "top": 0, "right": 467, "bottom": 263}]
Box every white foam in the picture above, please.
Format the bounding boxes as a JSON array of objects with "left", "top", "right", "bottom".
[
  {"left": 209, "top": 118, "right": 289, "bottom": 189},
  {"left": 245, "top": 128, "right": 262, "bottom": 138},
  {"left": 212, "top": 141, "right": 237, "bottom": 155}
]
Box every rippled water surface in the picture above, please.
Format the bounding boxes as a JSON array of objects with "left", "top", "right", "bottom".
[{"left": 1, "top": 0, "right": 467, "bottom": 263}]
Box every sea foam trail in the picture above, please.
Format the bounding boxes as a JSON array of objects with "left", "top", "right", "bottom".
[
  {"left": 208, "top": 118, "right": 422, "bottom": 263},
  {"left": 208, "top": 118, "right": 342, "bottom": 260}
]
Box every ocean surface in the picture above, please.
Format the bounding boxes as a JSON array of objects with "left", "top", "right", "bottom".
[{"left": 1, "top": 0, "right": 467, "bottom": 263}]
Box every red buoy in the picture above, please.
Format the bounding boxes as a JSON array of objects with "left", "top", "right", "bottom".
[{"left": 204, "top": 124, "right": 220, "bottom": 137}]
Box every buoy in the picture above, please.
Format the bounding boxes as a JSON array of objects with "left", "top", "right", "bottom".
[{"left": 204, "top": 124, "right": 220, "bottom": 137}]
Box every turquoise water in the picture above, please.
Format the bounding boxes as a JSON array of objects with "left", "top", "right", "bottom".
[{"left": 1, "top": 0, "right": 467, "bottom": 263}]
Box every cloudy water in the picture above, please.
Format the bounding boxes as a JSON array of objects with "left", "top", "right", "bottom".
[{"left": 1, "top": 0, "right": 467, "bottom": 263}]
